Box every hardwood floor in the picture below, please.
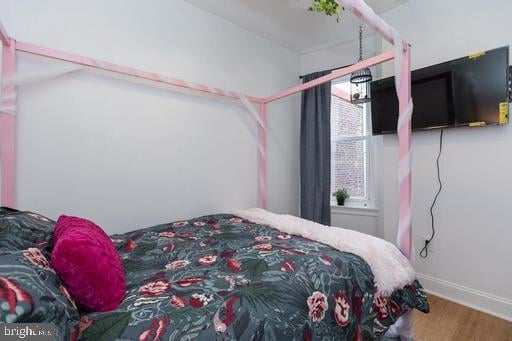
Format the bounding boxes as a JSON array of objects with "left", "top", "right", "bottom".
[{"left": 413, "top": 295, "right": 512, "bottom": 341}]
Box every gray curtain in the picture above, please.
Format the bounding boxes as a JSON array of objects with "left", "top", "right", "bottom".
[{"left": 300, "top": 71, "right": 331, "bottom": 225}]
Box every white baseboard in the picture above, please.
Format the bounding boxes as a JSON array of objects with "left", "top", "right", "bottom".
[{"left": 416, "top": 273, "right": 512, "bottom": 322}]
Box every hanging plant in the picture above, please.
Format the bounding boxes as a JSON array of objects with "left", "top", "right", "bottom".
[{"left": 308, "top": 0, "right": 343, "bottom": 21}]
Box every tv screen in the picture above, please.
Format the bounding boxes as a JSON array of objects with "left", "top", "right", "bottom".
[{"left": 370, "top": 46, "right": 510, "bottom": 135}]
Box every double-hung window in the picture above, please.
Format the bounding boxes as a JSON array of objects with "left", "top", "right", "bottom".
[{"left": 330, "top": 78, "right": 374, "bottom": 207}]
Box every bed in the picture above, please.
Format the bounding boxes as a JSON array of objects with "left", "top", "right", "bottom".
[
  {"left": 1, "top": 0, "right": 420, "bottom": 338},
  {"left": 0, "top": 208, "right": 428, "bottom": 341}
]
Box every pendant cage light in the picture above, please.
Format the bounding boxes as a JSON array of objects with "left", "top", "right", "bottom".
[{"left": 350, "top": 26, "right": 372, "bottom": 104}]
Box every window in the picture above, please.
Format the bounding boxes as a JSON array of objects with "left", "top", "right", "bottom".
[{"left": 330, "top": 78, "right": 374, "bottom": 207}]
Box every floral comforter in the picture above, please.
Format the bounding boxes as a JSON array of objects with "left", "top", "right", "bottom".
[{"left": 76, "top": 214, "right": 429, "bottom": 341}]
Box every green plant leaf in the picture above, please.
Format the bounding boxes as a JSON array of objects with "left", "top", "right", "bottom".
[
  {"left": 308, "top": 0, "right": 342, "bottom": 18},
  {"left": 123, "top": 258, "right": 165, "bottom": 273},
  {"left": 220, "top": 224, "right": 236, "bottom": 232},
  {"left": 235, "top": 282, "right": 286, "bottom": 311},
  {"left": 241, "top": 259, "right": 268, "bottom": 278},
  {"left": 251, "top": 320, "right": 266, "bottom": 341},
  {"left": 122, "top": 259, "right": 141, "bottom": 272},
  {"left": 233, "top": 311, "right": 250, "bottom": 340},
  {"left": 135, "top": 242, "right": 156, "bottom": 255},
  {"left": 212, "top": 279, "right": 230, "bottom": 290},
  {"left": 82, "top": 312, "right": 131, "bottom": 341},
  {"left": 215, "top": 232, "right": 242, "bottom": 240}
]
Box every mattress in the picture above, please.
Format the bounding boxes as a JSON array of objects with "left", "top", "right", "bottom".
[{"left": 76, "top": 213, "right": 429, "bottom": 340}]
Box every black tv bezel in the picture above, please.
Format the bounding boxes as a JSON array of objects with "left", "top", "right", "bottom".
[{"left": 370, "top": 46, "right": 510, "bottom": 135}]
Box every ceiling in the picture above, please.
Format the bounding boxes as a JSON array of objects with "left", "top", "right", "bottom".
[{"left": 185, "top": 0, "right": 410, "bottom": 54}]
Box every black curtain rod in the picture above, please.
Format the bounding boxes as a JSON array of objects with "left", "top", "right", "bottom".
[{"left": 299, "top": 63, "right": 354, "bottom": 79}]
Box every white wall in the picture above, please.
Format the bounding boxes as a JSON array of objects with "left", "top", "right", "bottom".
[
  {"left": 331, "top": 207, "right": 378, "bottom": 235},
  {"left": 380, "top": 0, "right": 512, "bottom": 320},
  {"left": 0, "top": 0, "right": 300, "bottom": 233},
  {"left": 300, "top": 36, "right": 379, "bottom": 75}
]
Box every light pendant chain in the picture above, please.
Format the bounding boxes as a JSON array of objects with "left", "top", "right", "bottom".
[{"left": 359, "top": 26, "right": 363, "bottom": 62}]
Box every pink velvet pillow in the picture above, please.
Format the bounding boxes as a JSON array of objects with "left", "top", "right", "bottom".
[{"left": 51, "top": 215, "right": 126, "bottom": 312}]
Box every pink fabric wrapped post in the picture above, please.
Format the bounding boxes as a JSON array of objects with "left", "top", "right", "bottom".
[{"left": 51, "top": 215, "right": 126, "bottom": 312}]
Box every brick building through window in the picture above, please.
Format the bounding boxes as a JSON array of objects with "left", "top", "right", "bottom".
[{"left": 330, "top": 81, "right": 370, "bottom": 203}]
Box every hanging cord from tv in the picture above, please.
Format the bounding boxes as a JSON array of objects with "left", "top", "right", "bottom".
[{"left": 420, "top": 129, "right": 444, "bottom": 259}]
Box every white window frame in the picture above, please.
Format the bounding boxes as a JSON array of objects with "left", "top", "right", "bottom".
[{"left": 330, "top": 81, "right": 376, "bottom": 209}]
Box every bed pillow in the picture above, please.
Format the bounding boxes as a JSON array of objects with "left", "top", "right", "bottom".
[
  {"left": 51, "top": 215, "right": 126, "bottom": 312},
  {"left": 0, "top": 209, "right": 55, "bottom": 252},
  {"left": 0, "top": 249, "right": 80, "bottom": 339},
  {"left": 0, "top": 206, "right": 19, "bottom": 215}
]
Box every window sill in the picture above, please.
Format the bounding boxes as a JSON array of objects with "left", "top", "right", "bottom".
[{"left": 330, "top": 204, "right": 378, "bottom": 217}]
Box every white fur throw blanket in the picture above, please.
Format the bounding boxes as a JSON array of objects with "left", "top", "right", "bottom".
[{"left": 234, "top": 208, "right": 416, "bottom": 296}]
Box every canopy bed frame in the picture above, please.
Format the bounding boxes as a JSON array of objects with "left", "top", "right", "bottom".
[{"left": 0, "top": 0, "right": 414, "bottom": 338}]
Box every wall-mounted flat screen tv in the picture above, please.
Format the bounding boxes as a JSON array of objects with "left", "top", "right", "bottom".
[{"left": 370, "top": 46, "right": 509, "bottom": 135}]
